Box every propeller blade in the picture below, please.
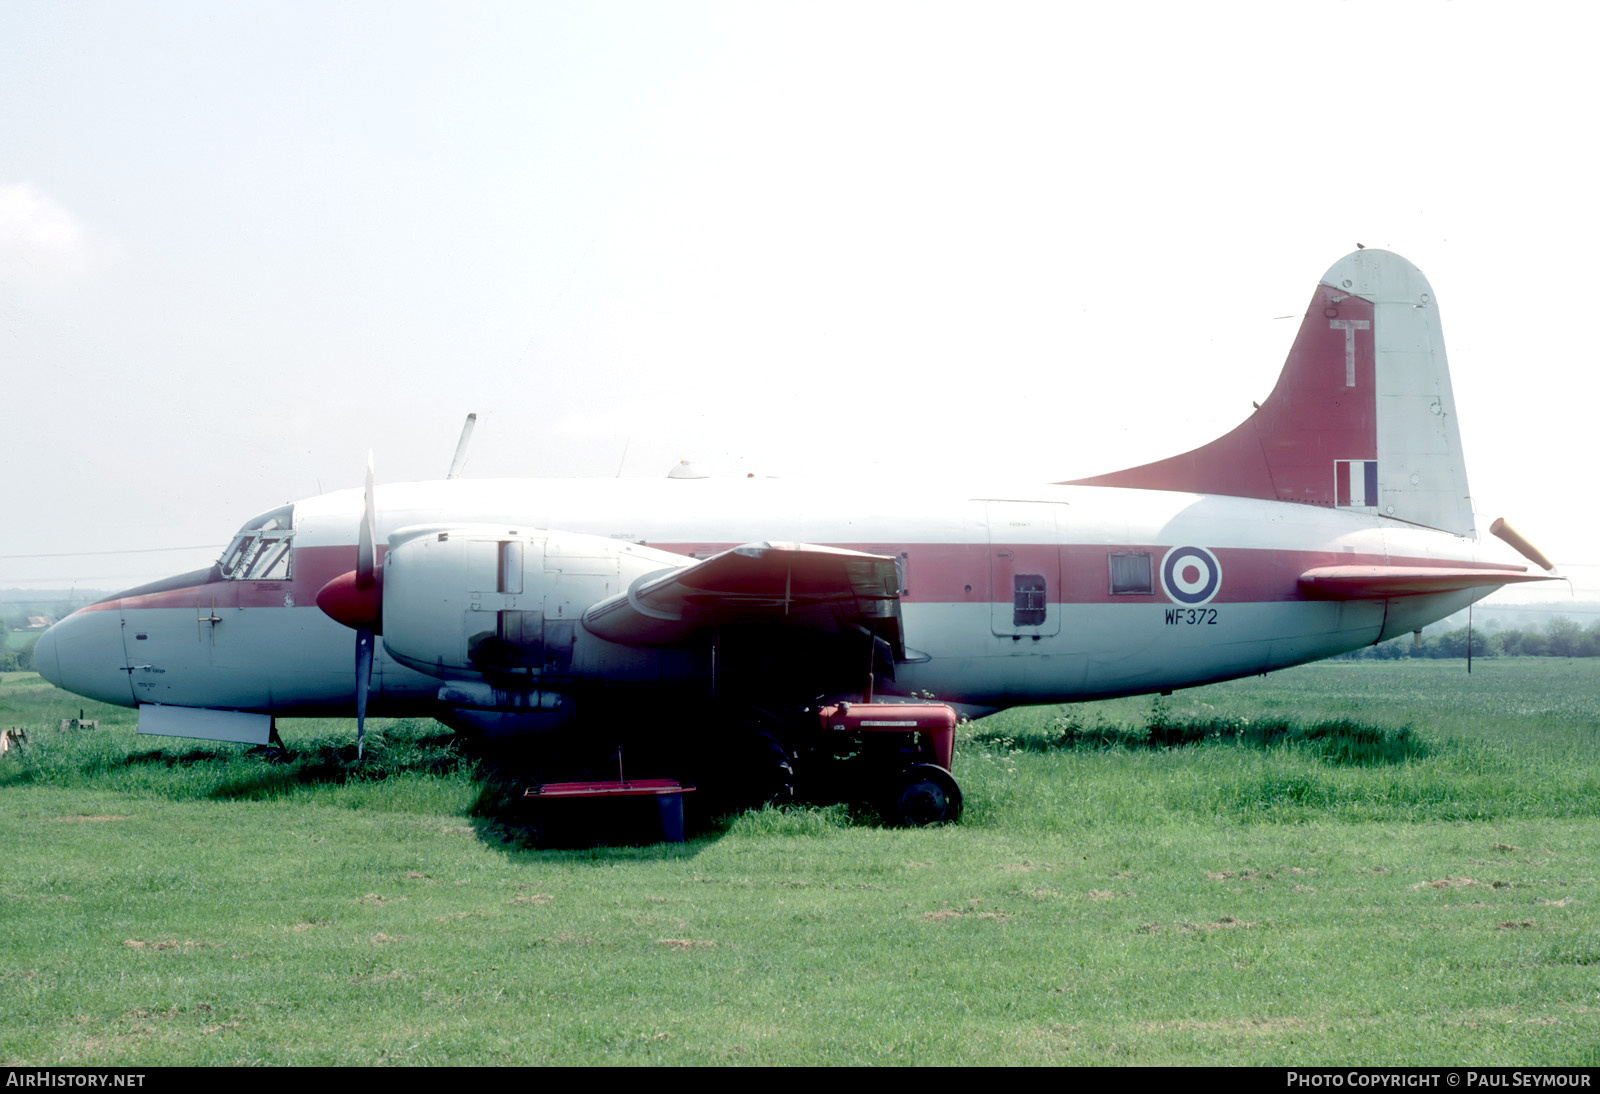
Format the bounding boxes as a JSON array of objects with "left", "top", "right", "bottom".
[
  {"left": 354, "top": 454, "right": 379, "bottom": 761},
  {"left": 357, "top": 453, "right": 377, "bottom": 591},
  {"left": 355, "top": 626, "right": 373, "bottom": 760}
]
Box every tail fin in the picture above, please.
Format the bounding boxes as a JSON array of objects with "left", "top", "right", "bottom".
[{"left": 1067, "top": 249, "right": 1475, "bottom": 537}]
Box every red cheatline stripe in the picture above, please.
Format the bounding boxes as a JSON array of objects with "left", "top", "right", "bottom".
[{"left": 77, "top": 541, "right": 1529, "bottom": 614}]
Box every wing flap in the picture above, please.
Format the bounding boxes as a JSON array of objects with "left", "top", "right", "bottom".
[
  {"left": 583, "top": 541, "right": 903, "bottom": 651},
  {"left": 1298, "top": 565, "right": 1552, "bottom": 600}
]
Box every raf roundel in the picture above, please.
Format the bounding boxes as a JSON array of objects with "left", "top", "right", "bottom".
[{"left": 1160, "top": 545, "right": 1221, "bottom": 606}]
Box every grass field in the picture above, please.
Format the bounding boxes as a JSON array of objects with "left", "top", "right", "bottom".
[{"left": 1, "top": 660, "right": 1597, "bottom": 1065}]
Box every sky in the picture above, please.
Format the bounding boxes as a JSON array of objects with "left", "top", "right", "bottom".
[{"left": 3, "top": 1, "right": 1596, "bottom": 607}]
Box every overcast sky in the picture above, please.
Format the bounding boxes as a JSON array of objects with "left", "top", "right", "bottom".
[{"left": 3, "top": 1, "right": 1595, "bottom": 605}]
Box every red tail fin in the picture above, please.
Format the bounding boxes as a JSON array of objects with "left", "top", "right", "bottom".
[{"left": 1066, "top": 250, "right": 1473, "bottom": 536}]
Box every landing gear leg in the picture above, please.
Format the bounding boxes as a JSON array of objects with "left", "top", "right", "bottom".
[{"left": 249, "top": 720, "right": 289, "bottom": 763}]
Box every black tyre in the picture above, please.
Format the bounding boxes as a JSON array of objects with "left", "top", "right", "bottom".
[
  {"left": 888, "top": 763, "right": 963, "bottom": 826},
  {"left": 690, "top": 711, "right": 797, "bottom": 816},
  {"left": 739, "top": 730, "right": 796, "bottom": 808}
]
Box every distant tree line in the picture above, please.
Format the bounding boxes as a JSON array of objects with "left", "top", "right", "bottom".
[
  {"left": 0, "top": 640, "right": 35, "bottom": 672},
  {"left": 0, "top": 609, "right": 42, "bottom": 672},
  {"left": 0, "top": 628, "right": 37, "bottom": 672},
  {"left": 1339, "top": 617, "right": 1600, "bottom": 660}
]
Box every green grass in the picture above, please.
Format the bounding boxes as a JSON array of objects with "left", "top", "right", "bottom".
[{"left": 1, "top": 660, "right": 1597, "bottom": 1065}]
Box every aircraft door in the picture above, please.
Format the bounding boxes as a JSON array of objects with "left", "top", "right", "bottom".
[{"left": 986, "top": 501, "right": 1063, "bottom": 638}]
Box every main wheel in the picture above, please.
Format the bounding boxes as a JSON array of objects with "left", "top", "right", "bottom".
[
  {"left": 888, "top": 763, "right": 963, "bottom": 826},
  {"left": 740, "top": 730, "right": 796, "bottom": 808},
  {"left": 689, "top": 710, "right": 797, "bottom": 817}
]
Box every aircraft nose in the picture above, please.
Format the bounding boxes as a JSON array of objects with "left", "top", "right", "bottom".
[
  {"left": 35, "top": 608, "right": 135, "bottom": 708},
  {"left": 33, "top": 625, "right": 61, "bottom": 686}
]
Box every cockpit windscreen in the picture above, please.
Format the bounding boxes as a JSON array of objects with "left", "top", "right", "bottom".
[{"left": 218, "top": 505, "right": 294, "bottom": 580}]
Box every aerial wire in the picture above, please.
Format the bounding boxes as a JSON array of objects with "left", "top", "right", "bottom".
[{"left": 1, "top": 545, "right": 224, "bottom": 559}]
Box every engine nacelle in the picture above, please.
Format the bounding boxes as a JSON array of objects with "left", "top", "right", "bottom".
[{"left": 381, "top": 525, "right": 688, "bottom": 683}]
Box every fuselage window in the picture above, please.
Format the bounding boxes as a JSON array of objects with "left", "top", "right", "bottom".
[
  {"left": 1109, "top": 551, "right": 1153, "bottom": 595},
  {"left": 219, "top": 505, "right": 295, "bottom": 581},
  {"left": 1013, "top": 574, "right": 1047, "bottom": 626}
]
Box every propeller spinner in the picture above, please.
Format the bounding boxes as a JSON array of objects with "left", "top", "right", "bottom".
[{"left": 314, "top": 455, "right": 381, "bottom": 759}]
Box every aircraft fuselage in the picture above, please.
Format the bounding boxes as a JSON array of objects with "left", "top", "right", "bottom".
[{"left": 34, "top": 475, "right": 1525, "bottom": 726}]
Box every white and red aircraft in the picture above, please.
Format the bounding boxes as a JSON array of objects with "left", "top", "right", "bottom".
[{"left": 34, "top": 249, "right": 1557, "bottom": 821}]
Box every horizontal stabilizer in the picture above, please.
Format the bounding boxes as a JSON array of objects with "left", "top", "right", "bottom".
[
  {"left": 1297, "top": 565, "right": 1553, "bottom": 600},
  {"left": 583, "top": 541, "right": 903, "bottom": 651}
]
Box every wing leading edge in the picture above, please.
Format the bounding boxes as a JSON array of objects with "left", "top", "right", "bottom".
[{"left": 582, "top": 541, "right": 904, "bottom": 654}]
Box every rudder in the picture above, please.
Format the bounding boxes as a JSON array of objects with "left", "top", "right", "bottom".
[{"left": 1067, "top": 249, "right": 1474, "bottom": 536}]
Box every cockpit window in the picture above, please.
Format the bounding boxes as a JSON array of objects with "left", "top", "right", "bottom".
[{"left": 219, "top": 505, "right": 295, "bottom": 580}]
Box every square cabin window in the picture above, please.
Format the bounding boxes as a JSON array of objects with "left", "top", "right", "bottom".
[
  {"left": 1013, "top": 574, "right": 1047, "bottom": 626},
  {"left": 1109, "top": 551, "right": 1153, "bottom": 595}
]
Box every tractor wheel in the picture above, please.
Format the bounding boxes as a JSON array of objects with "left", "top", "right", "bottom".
[{"left": 888, "top": 763, "right": 963, "bottom": 826}]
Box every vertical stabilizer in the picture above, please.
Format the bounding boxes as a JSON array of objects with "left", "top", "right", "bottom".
[{"left": 1067, "top": 249, "right": 1475, "bottom": 536}]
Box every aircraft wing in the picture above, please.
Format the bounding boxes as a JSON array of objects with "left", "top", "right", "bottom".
[
  {"left": 1297, "top": 565, "right": 1555, "bottom": 599},
  {"left": 582, "top": 541, "right": 903, "bottom": 654}
]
